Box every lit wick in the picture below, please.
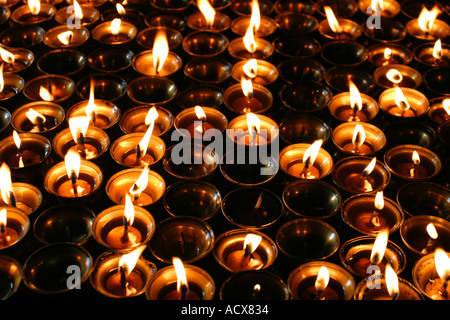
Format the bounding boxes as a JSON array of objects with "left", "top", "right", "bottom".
[
  {"left": 369, "top": 191, "right": 384, "bottom": 228},
  {"left": 410, "top": 151, "right": 420, "bottom": 178},
  {"left": 0, "top": 162, "right": 17, "bottom": 208}
]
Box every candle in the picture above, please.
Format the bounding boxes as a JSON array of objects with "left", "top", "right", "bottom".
[
  {"left": 11, "top": 102, "right": 64, "bottom": 136},
  {"left": 342, "top": 193, "right": 404, "bottom": 235},
  {"left": 223, "top": 81, "right": 273, "bottom": 114},
  {"left": 174, "top": 106, "right": 227, "bottom": 140},
  {"left": 0, "top": 207, "right": 29, "bottom": 250},
  {"left": 288, "top": 261, "right": 355, "bottom": 300},
  {"left": 231, "top": 59, "right": 278, "bottom": 86},
  {"left": 92, "top": 18, "right": 137, "bottom": 45},
  {"left": 332, "top": 122, "right": 386, "bottom": 156},
  {"left": 428, "top": 97, "right": 450, "bottom": 124},
  {"left": 43, "top": 25, "right": 89, "bottom": 48},
  {"left": 120, "top": 105, "right": 173, "bottom": 136},
  {"left": 367, "top": 43, "right": 413, "bottom": 67},
  {"left": 318, "top": 6, "right": 361, "bottom": 40},
  {"left": 186, "top": 0, "right": 231, "bottom": 32},
  {"left": 0, "top": 47, "right": 35, "bottom": 74},
  {"left": 406, "top": 5, "right": 450, "bottom": 41},
  {"left": 358, "top": 0, "right": 401, "bottom": 18},
  {"left": 0, "top": 208, "right": 18, "bottom": 249},
  {"left": 54, "top": 1, "right": 100, "bottom": 27},
  {"left": 414, "top": 39, "right": 450, "bottom": 67},
  {"left": 23, "top": 74, "right": 75, "bottom": 104},
  {"left": 146, "top": 259, "right": 215, "bottom": 300},
  {"left": 374, "top": 65, "right": 422, "bottom": 89},
  {"left": 11, "top": 0, "right": 56, "bottom": 25},
  {"left": 378, "top": 87, "right": 429, "bottom": 118}
]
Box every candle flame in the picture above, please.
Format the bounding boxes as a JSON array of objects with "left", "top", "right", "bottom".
[
  {"left": 243, "top": 24, "right": 257, "bottom": 54},
  {"left": 118, "top": 244, "right": 146, "bottom": 276},
  {"left": 433, "top": 39, "right": 442, "bottom": 59},
  {"left": 435, "top": 248, "right": 450, "bottom": 282},
  {"left": 374, "top": 190, "right": 385, "bottom": 211},
  {"left": 197, "top": 0, "right": 215, "bottom": 28},
  {"left": 315, "top": 266, "right": 330, "bottom": 295},
  {"left": 352, "top": 124, "right": 366, "bottom": 149},
  {"left": 243, "top": 59, "right": 258, "bottom": 79},
  {"left": 443, "top": 99, "right": 450, "bottom": 116},
  {"left": 0, "top": 208, "right": 6, "bottom": 229},
  {"left": 246, "top": 112, "right": 260, "bottom": 138},
  {"left": 241, "top": 77, "right": 254, "bottom": 99},
  {"left": 371, "top": 0, "right": 384, "bottom": 13},
  {"left": 412, "top": 150, "right": 420, "bottom": 166},
  {"left": 173, "top": 257, "right": 189, "bottom": 295},
  {"left": 0, "top": 47, "right": 14, "bottom": 64},
  {"left": 384, "top": 47, "right": 392, "bottom": 60},
  {"left": 349, "top": 80, "right": 363, "bottom": 112},
  {"left": 85, "top": 78, "right": 97, "bottom": 123},
  {"left": 363, "top": 157, "right": 377, "bottom": 176},
  {"left": 73, "top": 0, "right": 83, "bottom": 19},
  {"left": 370, "top": 228, "right": 388, "bottom": 265},
  {"left": 28, "top": 0, "right": 41, "bottom": 15},
  {"left": 124, "top": 193, "right": 135, "bottom": 226},
  {"left": 116, "top": 3, "right": 126, "bottom": 15},
  {"left": 0, "top": 63, "right": 4, "bottom": 92},
  {"left": 12, "top": 130, "right": 21, "bottom": 150},
  {"left": 324, "top": 6, "right": 342, "bottom": 33},
  {"left": 25, "top": 108, "right": 46, "bottom": 127},
  {"left": 250, "top": 0, "right": 261, "bottom": 33},
  {"left": 243, "top": 233, "right": 262, "bottom": 254},
  {"left": 426, "top": 223, "right": 438, "bottom": 240},
  {"left": 57, "top": 31, "right": 74, "bottom": 45},
  {"left": 129, "top": 165, "right": 149, "bottom": 200},
  {"left": 39, "top": 86, "right": 54, "bottom": 101},
  {"left": 145, "top": 106, "right": 159, "bottom": 126},
  {"left": 394, "top": 87, "right": 411, "bottom": 111},
  {"left": 303, "top": 139, "right": 323, "bottom": 168},
  {"left": 69, "top": 116, "right": 90, "bottom": 145},
  {"left": 253, "top": 284, "right": 261, "bottom": 294},
  {"left": 0, "top": 163, "right": 14, "bottom": 206},
  {"left": 110, "top": 18, "right": 122, "bottom": 36},
  {"left": 152, "top": 30, "right": 169, "bottom": 73},
  {"left": 385, "top": 264, "right": 399, "bottom": 299},
  {"left": 418, "top": 5, "right": 441, "bottom": 33},
  {"left": 386, "top": 69, "right": 403, "bottom": 84},
  {"left": 65, "top": 148, "right": 81, "bottom": 180},
  {"left": 194, "top": 106, "right": 207, "bottom": 122}
]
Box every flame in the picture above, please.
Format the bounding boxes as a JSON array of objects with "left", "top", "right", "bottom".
[
  {"left": 118, "top": 244, "right": 146, "bottom": 295},
  {"left": 57, "top": 31, "right": 74, "bottom": 45},
  {"left": 0, "top": 47, "right": 14, "bottom": 64},
  {"left": 110, "top": 18, "right": 122, "bottom": 36},
  {"left": 173, "top": 257, "right": 189, "bottom": 296},
  {"left": 0, "top": 63, "right": 4, "bottom": 92},
  {"left": 433, "top": 39, "right": 442, "bottom": 59},
  {"left": 315, "top": 266, "right": 330, "bottom": 294},
  {"left": 85, "top": 78, "right": 97, "bottom": 123},
  {"left": 243, "top": 59, "right": 258, "bottom": 79},
  {"left": 0, "top": 208, "right": 6, "bottom": 229},
  {"left": 195, "top": 106, "right": 207, "bottom": 122},
  {"left": 69, "top": 116, "right": 90, "bottom": 144},
  {"left": 394, "top": 87, "right": 411, "bottom": 111},
  {"left": 370, "top": 228, "right": 388, "bottom": 265},
  {"left": 243, "top": 24, "right": 257, "bottom": 54},
  {"left": 303, "top": 139, "right": 323, "bottom": 168},
  {"left": 73, "top": 0, "right": 83, "bottom": 19},
  {"left": 145, "top": 106, "right": 159, "bottom": 126},
  {"left": 374, "top": 190, "right": 385, "bottom": 211},
  {"left": 65, "top": 148, "right": 81, "bottom": 180},
  {"left": 241, "top": 77, "right": 253, "bottom": 99},
  {"left": 363, "top": 157, "right": 377, "bottom": 176},
  {"left": 116, "top": 3, "right": 126, "bottom": 15},
  {"left": 324, "top": 6, "right": 342, "bottom": 33},
  {"left": 349, "top": 80, "right": 363, "bottom": 112},
  {"left": 0, "top": 163, "right": 14, "bottom": 206},
  {"left": 243, "top": 233, "right": 262, "bottom": 254},
  {"left": 386, "top": 69, "right": 403, "bottom": 84},
  {"left": 129, "top": 166, "right": 149, "bottom": 200},
  {"left": 25, "top": 108, "right": 46, "bottom": 127},
  {"left": 250, "top": 0, "right": 260, "bottom": 33},
  {"left": 371, "top": 0, "right": 384, "bottom": 12},
  {"left": 412, "top": 150, "right": 420, "bottom": 166},
  {"left": 152, "top": 30, "right": 169, "bottom": 73},
  {"left": 124, "top": 193, "right": 135, "bottom": 227},
  {"left": 384, "top": 47, "right": 392, "bottom": 60},
  {"left": 12, "top": 130, "right": 21, "bottom": 150},
  {"left": 137, "top": 123, "right": 154, "bottom": 159},
  {"left": 246, "top": 112, "right": 260, "bottom": 139},
  {"left": 426, "top": 223, "right": 438, "bottom": 240},
  {"left": 443, "top": 99, "right": 450, "bottom": 116},
  {"left": 352, "top": 124, "right": 366, "bottom": 150},
  {"left": 28, "top": 0, "right": 41, "bottom": 15},
  {"left": 39, "top": 86, "right": 54, "bottom": 101},
  {"left": 435, "top": 248, "right": 450, "bottom": 282},
  {"left": 197, "top": 0, "right": 215, "bottom": 28},
  {"left": 253, "top": 284, "right": 261, "bottom": 294},
  {"left": 418, "top": 5, "right": 441, "bottom": 33},
  {"left": 385, "top": 264, "right": 399, "bottom": 299}
]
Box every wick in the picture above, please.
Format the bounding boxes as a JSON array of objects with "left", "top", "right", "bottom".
[
  {"left": 36, "top": 116, "right": 45, "bottom": 131},
  {"left": 314, "top": 289, "right": 325, "bottom": 300},
  {"left": 9, "top": 191, "right": 16, "bottom": 208},
  {"left": 392, "top": 292, "right": 400, "bottom": 300},
  {"left": 91, "top": 111, "right": 96, "bottom": 125},
  {"left": 179, "top": 283, "right": 189, "bottom": 300},
  {"left": 300, "top": 157, "right": 311, "bottom": 179},
  {"left": 244, "top": 244, "right": 254, "bottom": 260},
  {"left": 367, "top": 209, "right": 381, "bottom": 228},
  {"left": 254, "top": 193, "right": 263, "bottom": 209},
  {"left": 119, "top": 266, "right": 127, "bottom": 289},
  {"left": 70, "top": 171, "right": 78, "bottom": 196},
  {"left": 135, "top": 145, "right": 142, "bottom": 165},
  {"left": 121, "top": 216, "right": 130, "bottom": 243},
  {"left": 178, "top": 232, "right": 186, "bottom": 255},
  {"left": 442, "top": 278, "right": 449, "bottom": 297},
  {"left": 77, "top": 133, "right": 87, "bottom": 159}
]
